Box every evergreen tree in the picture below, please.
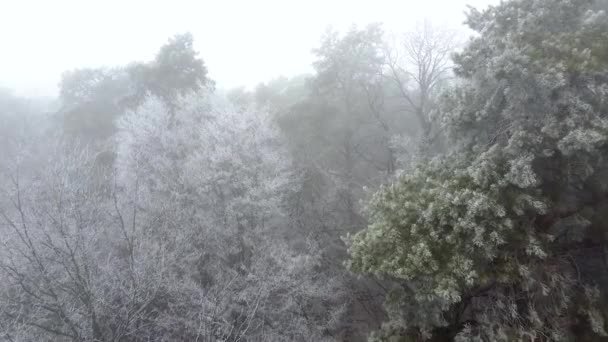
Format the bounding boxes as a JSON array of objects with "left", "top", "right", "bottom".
[{"left": 347, "top": 0, "right": 608, "bottom": 340}]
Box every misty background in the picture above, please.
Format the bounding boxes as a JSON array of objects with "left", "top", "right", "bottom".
[{"left": 1, "top": 0, "right": 497, "bottom": 96}]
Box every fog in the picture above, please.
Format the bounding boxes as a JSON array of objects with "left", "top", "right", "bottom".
[
  {"left": 1, "top": 0, "right": 497, "bottom": 96},
  {"left": 1, "top": 0, "right": 608, "bottom": 341}
]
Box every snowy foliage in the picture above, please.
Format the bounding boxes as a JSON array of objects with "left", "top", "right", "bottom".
[
  {"left": 115, "top": 91, "right": 340, "bottom": 341},
  {"left": 347, "top": 0, "right": 608, "bottom": 340},
  {"left": 0, "top": 91, "right": 341, "bottom": 341}
]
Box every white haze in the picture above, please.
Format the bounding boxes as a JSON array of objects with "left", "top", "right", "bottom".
[{"left": 0, "top": 0, "right": 498, "bottom": 97}]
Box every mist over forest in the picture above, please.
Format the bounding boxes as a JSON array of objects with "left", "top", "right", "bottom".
[{"left": 1, "top": 0, "right": 608, "bottom": 341}]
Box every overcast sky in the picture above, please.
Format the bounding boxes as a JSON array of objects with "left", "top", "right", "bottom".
[{"left": 0, "top": 0, "right": 499, "bottom": 97}]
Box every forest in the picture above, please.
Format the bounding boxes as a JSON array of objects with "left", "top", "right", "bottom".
[{"left": 1, "top": 0, "right": 608, "bottom": 340}]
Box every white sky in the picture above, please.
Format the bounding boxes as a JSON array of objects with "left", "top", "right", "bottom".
[{"left": 0, "top": 0, "right": 499, "bottom": 97}]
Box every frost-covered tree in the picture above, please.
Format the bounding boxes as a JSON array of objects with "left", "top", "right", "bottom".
[
  {"left": 347, "top": 0, "right": 608, "bottom": 340},
  {"left": 0, "top": 88, "right": 341, "bottom": 341},
  {"left": 117, "top": 92, "right": 293, "bottom": 266},
  {"left": 0, "top": 145, "right": 179, "bottom": 341},
  {"left": 117, "top": 92, "right": 341, "bottom": 341}
]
